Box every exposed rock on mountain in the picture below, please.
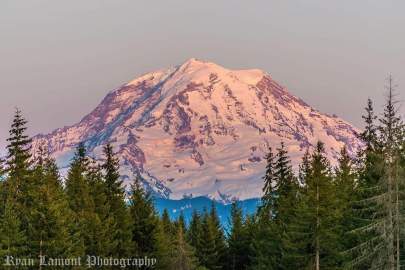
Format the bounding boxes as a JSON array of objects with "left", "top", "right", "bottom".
[{"left": 32, "top": 58, "right": 361, "bottom": 202}]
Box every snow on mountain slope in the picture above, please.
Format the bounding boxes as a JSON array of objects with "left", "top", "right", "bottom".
[{"left": 32, "top": 58, "right": 361, "bottom": 202}]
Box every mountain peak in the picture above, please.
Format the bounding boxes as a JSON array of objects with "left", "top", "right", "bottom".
[
  {"left": 177, "top": 57, "right": 226, "bottom": 73},
  {"left": 181, "top": 57, "right": 207, "bottom": 65},
  {"left": 176, "top": 58, "right": 268, "bottom": 87}
]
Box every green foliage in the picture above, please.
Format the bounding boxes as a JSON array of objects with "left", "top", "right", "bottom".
[
  {"left": 0, "top": 197, "right": 26, "bottom": 259},
  {"left": 290, "top": 142, "right": 341, "bottom": 269},
  {"left": 171, "top": 224, "right": 199, "bottom": 270},
  {"left": 101, "top": 143, "right": 132, "bottom": 256},
  {"left": 5, "top": 108, "right": 32, "bottom": 192},
  {"left": 253, "top": 142, "right": 302, "bottom": 269},
  {"left": 162, "top": 209, "right": 175, "bottom": 237},
  {"left": 4, "top": 109, "right": 33, "bottom": 243},
  {"left": 193, "top": 205, "right": 227, "bottom": 270},
  {"left": 154, "top": 218, "right": 175, "bottom": 270},
  {"left": 129, "top": 177, "right": 158, "bottom": 256},
  {"left": 0, "top": 158, "right": 4, "bottom": 178},
  {"left": 1, "top": 86, "right": 404, "bottom": 270},
  {"left": 334, "top": 147, "right": 358, "bottom": 266},
  {"left": 187, "top": 210, "right": 204, "bottom": 264},
  {"left": 65, "top": 144, "right": 93, "bottom": 213},
  {"left": 260, "top": 147, "right": 276, "bottom": 213},
  {"left": 28, "top": 151, "right": 79, "bottom": 262},
  {"left": 227, "top": 202, "right": 251, "bottom": 270}
]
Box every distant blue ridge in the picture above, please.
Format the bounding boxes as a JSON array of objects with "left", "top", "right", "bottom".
[{"left": 153, "top": 196, "right": 261, "bottom": 229}]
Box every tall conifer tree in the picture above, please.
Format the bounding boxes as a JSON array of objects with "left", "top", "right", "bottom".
[
  {"left": 350, "top": 78, "right": 405, "bottom": 269},
  {"left": 101, "top": 143, "right": 133, "bottom": 256},
  {"left": 1, "top": 109, "right": 32, "bottom": 260},
  {"left": 227, "top": 202, "right": 250, "bottom": 270},
  {"left": 171, "top": 222, "right": 199, "bottom": 270},
  {"left": 65, "top": 144, "right": 93, "bottom": 213},
  {"left": 29, "top": 148, "right": 79, "bottom": 266},
  {"left": 346, "top": 99, "right": 385, "bottom": 269},
  {"left": 5, "top": 109, "right": 32, "bottom": 199},
  {"left": 376, "top": 76, "right": 404, "bottom": 269},
  {"left": 85, "top": 159, "right": 115, "bottom": 257},
  {"left": 334, "top": 146, "right": 357, "bottom": 266},
  {"left": 297, "top": 142, "right": 340, "bottom": 269},
  {"left": 64, "top": 144, "right": 95, "bottom": 258},
  {"left": 261, "top": 147, "right": 276, "bottom": 214},
  {"left": 0, "top": 197, "right": 26, "bottom": 260},
  {"left": 5, "top": 109, "right": 33, "bottom": 237},
  {"left": 129, "top": 177, "right": 158, "bottom": 256},
  {"left": 187, "top": 210, "right": 204, "bottom": 264}
]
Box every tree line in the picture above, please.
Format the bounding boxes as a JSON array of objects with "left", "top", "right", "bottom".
[{"left": 0, "top": 78, "right": 404, "bottom": 269}]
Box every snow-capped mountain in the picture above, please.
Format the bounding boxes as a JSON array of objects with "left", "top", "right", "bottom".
[{"left": 32, "top": 58, "right": 361, "bottom": 202}]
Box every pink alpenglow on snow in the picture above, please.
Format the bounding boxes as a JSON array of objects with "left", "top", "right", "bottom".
[{"left": 32, "top": 58, "right": 361, "bottom": 203}]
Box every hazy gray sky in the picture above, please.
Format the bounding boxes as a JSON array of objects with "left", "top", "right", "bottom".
[{"left": 1, "top": 0, "right": 404, "bottom": 150}]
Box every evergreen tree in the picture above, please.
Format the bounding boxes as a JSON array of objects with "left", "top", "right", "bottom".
[
  {"left": 251, "top": 214, "right": 278, "bottom": 270},
  {"left": 161, "top": 209, "right": 175, "bottom": 237},
  {"left": 5, "top": 108, "right": 32, "bottom": 201},
  {"left": 251, "top": 148, "right": 280, "bottom": 270},
  {"left": 129, "top": 177, "right": 158, "bottom": 256},
  {"left": 350, "top": 78, "right": 404, "bottom": 269},
  {"left": 65, "top": 144, "right": 93, "bottom": 213},
  {"left": 252, "top": 144, "right": 279, "bottom": 270},
  {"left": 199, "top": 210, "right": 219, "bottom": 269},
  {"left": 398, "top": 132, "right": 405, "bottom": 267},
  {"left": 253, "top": 146, "right": 279, "bottom": 269},
  {"left": 260, "top": 147, "right": 276, "bottom": 213},
  {"left": 253, "top": 143, "right": 300, "bottom": 269},
  {"left": 4, "top": 109, "right": 33, "bottom": 243},
  {"left": 209, "top": 203, "right": 227, "bottom": 269},
  {"left": 345, "top": 99, "right": 385, "bottom": 269},
  {"left": 187, "top": 210, "right": 204, "bottom": 264},
  {"left": 198, "top": 206, "right": 227, "bottom": 270},
  {"left": 360, "top": 98, "right": 379, "bottom": 153},
  {"left": 334, "top": 146, "right": 358, "bottom": 266},
  {"left": 0, "top": 157, "right": 4, "bottom": 178},
  {"left": 227, "top": 202, "right": 250, "bottom": 270},
  {"left": 378, "top": 76, "right": 404, "bottom": 270},
  {"left": 0, "top": 197, "right": 26, "bottom": 261},
  {"left": 101, "top": 144, "right": 132, "bottom": 256},
  {"left": 274, "top": 143, "right": 301, "bottom": 269},
  {"left": 64, "top": 144, "right": 108, "bottom": 259},
  {"left": 154, "top": 218, "right": 175, "bottom": 270},
  {"left": 102, "top": 144, "right": 123, "bottom": 198},
  {"left": 0, "top": 109, "right": 33, "bottom": 261},
  {"left": 86, "top": 159, "right": 115, "bottom": 257},
  {"left": 335, "top": 146, "right": 356, "bottom": 210},
  {"left": 176, "top": 212, "right": 187, "bottom": 235},
  {"left": 299, "top": 148, "right": 311, "bottom": 185},
  {"left": 155, "top": 215, "right": 201, "bottom": 270},
  {"left": 242, "top": 215, "right": 256, "bottom": 270},
  {"left": 28, "top": 148, "right": 80, "bottom": 267},
  {"left": 171, "top": 222, "right": 199, "bottom": 270},
  {"left": 273, "top": 142, "right": 298, "bottom": 222},
  {"left": 296, "top": 142, "right": 340, "bottom": 269}
]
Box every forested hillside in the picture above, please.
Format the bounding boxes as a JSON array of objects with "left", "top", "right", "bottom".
[{"left": 0, "top": 79, "right": 404, "bottom": 269}]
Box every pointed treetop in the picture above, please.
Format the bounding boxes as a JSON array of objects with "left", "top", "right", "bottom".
[
  {"left": 275, "top": 142, "right": 294, "bottom": 181},
  {"left": 360, "top": 98, "right": 378, "bottom": 151},
  {"left": 379, "top": 75, "right": 403, "bottom": 151},
  {"left": 6, "top": 108, "right": 32, "bottom": 177},
  {"left": 102, "top": 143, "right": 124, "bottom": 196},
  {"left": 299, "top": 148, "right": 311, "bottom": 185},
  {"left": 335, "top": 146, "right": 354, "bottom": 179}
]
